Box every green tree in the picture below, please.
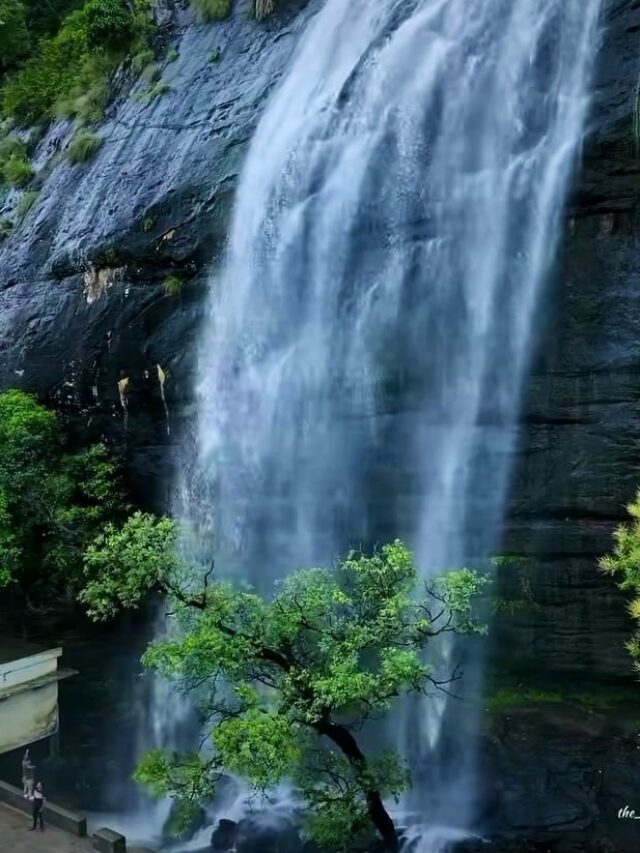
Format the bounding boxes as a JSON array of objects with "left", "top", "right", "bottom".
[
  {"left": 84, "top": 0, "right": 133, "bottom": 50},
  {"left": 0, "top": 389, "right": 127, "bottom": 603},
  {"left": 600, "top": 489, "right": 640, "bottom": 668},
  {"left": 81, "top": 525, "right": 487, "bottom": 851},
  {"left": 0, "top": 0, "right": 30, "bottom": 70}
]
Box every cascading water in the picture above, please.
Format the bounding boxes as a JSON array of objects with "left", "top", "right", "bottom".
[{"left": 186, "top": 0, "right": 603, "bottom": 846}]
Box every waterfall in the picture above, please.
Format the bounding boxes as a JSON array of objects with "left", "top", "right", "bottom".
[{"left": 190, "top": 0, "right": 603, "bottom": 846}]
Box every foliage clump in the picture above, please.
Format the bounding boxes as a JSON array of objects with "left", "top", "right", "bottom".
[
  {"left": 15, "top": 188, "right": 39, "bottom": 220},
  {"left": 67, "top": 128, "right": 102, "bottom": 163},
  {"left": 0, "top": 0, "right": 31, "bottom": 71},
  {"left": 81, "top": 527, "right": 487, "bottom": 850},
  {"left": 1, "top": 147, "right": 32, "bottom": 186},
  {"left": 85, "top": 0, "right": 134, "bottom": 50},
  {"left": 0, "top": 390, "right": 129, "bottom": 601},
  {"left": 2, "top": 0, "right": 154, "bottom": 126},
  {"left": 190, "top": 0, "right": 232, "bottom": 22},
  {"left": 163, "top": 275, "right": 182, "bottom": 296},
  {"left": 601, "top": 489, "right": 640, "bottom": 670}
]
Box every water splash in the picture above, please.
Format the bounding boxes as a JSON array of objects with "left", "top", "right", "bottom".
[{"left": 188, "top": 0, "right": 602, "bottom": 844}]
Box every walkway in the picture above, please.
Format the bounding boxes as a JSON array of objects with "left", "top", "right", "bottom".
[{"left": 0, "top": 802, "right": 94, "bottom": 853}]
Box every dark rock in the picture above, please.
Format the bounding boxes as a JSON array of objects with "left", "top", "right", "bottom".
[
  {"left": 473, "top": 702, "right": 640, "bottom": 853},
  {"left": 210, "top": 817, "right": 303, "bottom": 853},
  {"left": 210, "top": 818, "right": 239, "bottom": 852}
]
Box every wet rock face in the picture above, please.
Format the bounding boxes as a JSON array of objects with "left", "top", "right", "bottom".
[
  {"left": 495, "top": 0, "right": 640, "bottom": 683},
  {"left": 0, "top": 0, "right": 317, "bottom": 508},
  {"left": 469, "top": 703, "right": 640, "bottom": 853}
]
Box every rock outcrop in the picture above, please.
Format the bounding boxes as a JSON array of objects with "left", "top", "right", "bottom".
[{"left": 0, "top": 0, "right": 316, "bottom": 507}]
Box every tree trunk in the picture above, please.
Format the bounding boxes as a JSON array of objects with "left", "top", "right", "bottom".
[{"left": 316, "top": 719, "right": 399, "bottom": 852}]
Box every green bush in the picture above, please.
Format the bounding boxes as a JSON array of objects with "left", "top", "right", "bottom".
[
  {"left": 16, "top": 189, "right": 39, "bottom": 220},
  {"left": 2, "top": 0, "right": 153, "bottom": 125},
  {"left": 0, "top": 0, "right": 31, "bottom": 70},
  {"left": 2, "top": 152, "right": 33, "bottom": 186},
  {"left": 0, "top": 134, "right": 27, "bottom": 164},
  {"left": 147, "top": 80, "right": 170, "bottom": 100},
  {"left": 0, "top": 389, "right": 136, "bottom": 612},
  {"left": 85, "top": 0, "right": 133, "bottom": 50},
  {"left": 142, "top": 62, "right": 161, "bottom": 84},
  {"left": 190, "top": 0, "right": 232, "bottom": 22},
  {"left": 163, "top": 274, "right": 182, "bottom": 296},
  {"left": 67, "top": 128, "right": 102, "bottom": 163},
  {"left": 3, "top": 9, "right": 89, "bottom": 124},
  {"left": 131, "top": 47, "right": 154, "bottom": 73}
]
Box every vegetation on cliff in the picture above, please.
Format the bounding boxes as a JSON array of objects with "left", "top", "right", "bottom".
[
  {"left": 0, "top": 389, "right": 138, "bottom": 614},
  {"left": 80, "top": 522, "right": 487, "bottom": 850},
  {"left": 1, "top": 0, "right": 154, "bottom": 126},
  {"left": 600, "top": 490, "right": 640, "bottom": 670}
]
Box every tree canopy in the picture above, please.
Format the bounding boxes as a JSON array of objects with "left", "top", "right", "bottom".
[
  {"left": 0, "top": 389, "right": 128, "bottom": 604},
  {"left": 81, "top": 520, "right": 488, "bottom": 850}
]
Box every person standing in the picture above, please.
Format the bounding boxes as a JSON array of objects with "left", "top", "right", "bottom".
[
  {"left": 29, "top": 782, "right": 45, "bottom": 832},
  {"left": 21, "top": 750, "right": 35, "bottom": 798}
]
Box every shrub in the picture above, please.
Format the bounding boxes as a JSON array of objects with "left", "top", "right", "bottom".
[
  {"left": 67, "top": 129, "right": 102, "bottom": 164},
  {"left": 190, "top": 0, "right": 232, "bottom": 22},
  {"left": 85, "top": 0, "right": 134, "bottom": 50},
  {"left": 2, "top": 0, "right": 154, "bottom": 125},
  {"left": 0, "top": 389, "right": 133, "bottom": 609},
  {"left": 166, "top": 46, "right": 178, "bottom": 62},
  {"left": 16, "top": 189, "right": 39, "bottom": 221},
  {"left": 131, "top": 47, "right": 154, "bottom": 73},
  {"left": 0, "top": 134, "right": 27, "bottom": 165},
  {"left": 142, "top": 62, "right": 161, "bottom": 84},
  {"left": 147, "top": 81, "right": 170, "bottom": 100},
  {"left": 163, "top": 275, "right": 182, "bottom": 296},
  {"left": 3, "top": 9, "right": 89, "bottom": 124},
  {"left": 0, "top": 0, "right": 30, "bottom": 70},
  {"left": 2, "top": 153, "right": 33, "bottom": 186}
]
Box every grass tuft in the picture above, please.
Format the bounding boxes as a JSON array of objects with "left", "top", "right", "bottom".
[
  {"left": 68, "top": 129, "right": 103, "bottom": 164},
  {"left": 190, "top": 0, "right": 232, "bottom": 22},
  {"left": 147, "top": 81, "right": 170, "bottom": 101},
  {"left": 163, "top": 275, "right": 182, "bottom": 297},
  {"left": 486, "top": 687, "right": 562, "bottom": 711},
  {"left": 16, "top": 189, "right": 39, "bottom": 221},
  {"left": 132, "top": 47, "right": 155, "bottom": 74},
  {"left": 2, "top": 152, "right": 33, "bottom": 186}
]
